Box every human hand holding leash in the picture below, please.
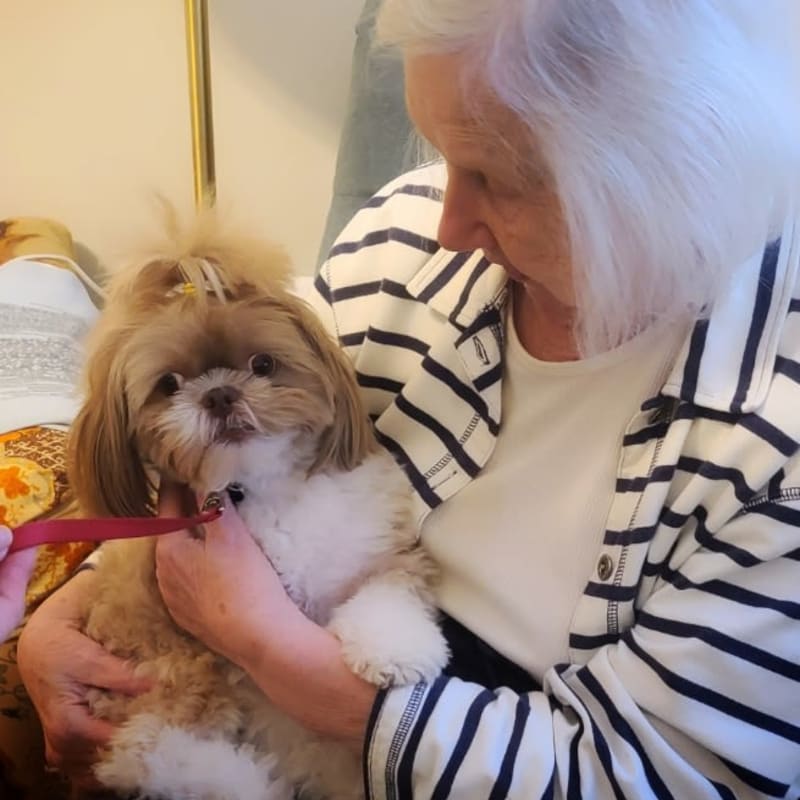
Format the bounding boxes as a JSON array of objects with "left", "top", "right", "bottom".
[
  {"left": 154, "top": 482, "right": 376, "bottom": 748},
  {"left": 154, "top": 482, "right": 298, "bottom": 666}
]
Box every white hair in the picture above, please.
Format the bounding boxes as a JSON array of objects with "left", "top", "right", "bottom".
[{"left": 377, "top": 0, "right": 800, "bottom": 354}]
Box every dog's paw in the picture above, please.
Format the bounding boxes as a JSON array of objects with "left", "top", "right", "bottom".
[{"left": 329, "top": 581, "right": 449, "bottom": 688}]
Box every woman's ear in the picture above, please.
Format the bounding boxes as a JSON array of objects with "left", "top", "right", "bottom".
[
  {"left": 67, "top": 334, "right": 153, "bottom": 518},
  {"left": 287, "top": 298, "right": 375, "bottom": 473}
]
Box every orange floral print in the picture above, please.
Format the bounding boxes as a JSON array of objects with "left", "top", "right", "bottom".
[{"left": 0, "top": 466, "right": 31, "bottom": 500}]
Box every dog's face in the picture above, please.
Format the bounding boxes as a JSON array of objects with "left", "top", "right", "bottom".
[
  {"left": 69, "top": 251, "right": 373, "bottom": 518},
  {"left": 128, "top": 298, "right": 352, "bottom": 483}
]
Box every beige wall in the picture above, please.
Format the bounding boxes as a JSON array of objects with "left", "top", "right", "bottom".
[{"left": 0, "top": 1, "right": 363, "bottom": 275}]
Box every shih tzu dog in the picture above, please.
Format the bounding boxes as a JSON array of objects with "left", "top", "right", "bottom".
[{"left": 67, "top": 216, "right": 448, "bottom": 800}]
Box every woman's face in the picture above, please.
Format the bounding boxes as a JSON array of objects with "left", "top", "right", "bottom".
[{"left": 404, "top": 53, "right": 573, "bottom": 304}]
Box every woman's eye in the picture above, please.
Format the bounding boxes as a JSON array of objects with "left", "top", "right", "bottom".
[
  {"left": 156, "top": 373, "right": 182, "bottom": 396},
  {"left": 249, "top": 353, "right": 276, "bottom": 377}
]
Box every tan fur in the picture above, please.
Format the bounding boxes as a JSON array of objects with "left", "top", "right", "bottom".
[
  {"left": 68, "top": 215, "right": 375, "bottom": 516},
  {"left": 67, "top": 215, "right": 446, "bottom": 800}
]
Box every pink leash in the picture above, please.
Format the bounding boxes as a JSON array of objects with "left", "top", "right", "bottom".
[{"left": 7, "top": 496, "right": 225, "bottom": 554}]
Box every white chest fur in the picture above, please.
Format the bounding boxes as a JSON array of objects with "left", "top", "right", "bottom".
[{"left": 197, "top": 434, "right": 413, "bottom": 623}]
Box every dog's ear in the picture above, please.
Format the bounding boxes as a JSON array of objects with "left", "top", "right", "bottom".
[
  {"left": 68, "top": 331, "right": 153, "bottom": 518},
  {"left": 286, "top": 297, "right": 375, "bottom": 473}
]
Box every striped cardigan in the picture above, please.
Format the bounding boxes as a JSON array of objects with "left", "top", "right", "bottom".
[{"left": 310, "top": 164, "right": 800, "bottom": 800}]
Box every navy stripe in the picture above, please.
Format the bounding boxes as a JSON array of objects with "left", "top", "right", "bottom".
[
  {"left": 675, "top": 405, "right": 798, "bottom": 457},
  {"left": 584, "top": 582, "right": 638, "bottom": 602},
  {"left": 658, "top": 506, "right": 693, "bottom": 530},
  {"left": 329, "top": 227, "right": 440, "bottom": 258},
  {"left": 313, "top": 272, "right": 332, "bottom": 304},
  {"left": 691, "top": 508, "right": 762, "bottom": 567},
  {"left": 540, "top": 767, "right": 556, "bottom": 800},
  {"left": 740, "top": 416, "right": 797, "bottom": 457},
  {"left": 451, "top": 257, "right": 491, "bottom": 322},
  {"left": 694, "top": 526, "right": 762, "bottom": 567},
  {"left": 767, "top": 468, "right": 786, "bottom": 499},
  {"left": 417, "top": 252, "right": 472, "bottom": 304},
  {"left": 394, "top": 394, "right": 481, "bottom": 478},
  {"left": 616, "top": 464, "right": 675, "bottom": 493},
  {"left": 774, "top": 355, "right": 800, "bottom": 384},
  {"left": 675, "top": 456, "right": 757, "bottom": 504},
  {"left": 731, "top": 240, "right": 780, "bottom": 414},
  {"left": 357, "top": 372, "right": 404, "bottom": 395},
  {"left": 363, "top": 183, "right": 444, "bottom": 209},
  {"left": 569, "top": 631, "right": 621, "bottom": 650},
  {"left": 641, "top": 395, "right": 667, "bottom": 411},
  {"left": 709, "top": 781, "right": 737, "bottom": 800},
  {"left": 368, "top": 327, "right": 430, "bottom": 356},
  {"left": 381, "top": 279, "right": 415, "bottom": 302},
  {"left": 363, "top": 689, "right": 388, "bottom": 800},
  {"left": 659, "top": 564, "right": 800, "bottom": 620},
  {"left": 582, "top": 707, "right": 628, "bottom": 800},
  {"left": 790, "top": 297, "right": 800, "bottom": 314},
  {"left": 374, "top": 428, "right": 441, "bottom": 509},
  {"left": 720, "top": 757, "right": 789, "bottom": 798},
  {"left": 456, "top": 305, "right": 503, "bottom": 346},
  {"left": 487, "top": 694, "right": 530, "bottom": 800},
  {"left": 745, "top": 502, "right": 800, "bottom": 528},
  {"left": 331, "top": 280, "right": 382, "bottom": 302},
  {"left": 680, "top": 317, "right": 710, "bottom": 400},
  {"left": 637, "top": 611, "right": 800, "bottom": 682},
  {"left": 625, "top": 634, "right": 800, "bottom": 744},
  {"left": 623, "top": 422, "right": 670, "bottom": 447},
  {"left": 382, "top": 683, "right": 427, "bottom": 800},
  {"left": 566, "top": 710, "right": 585, "bottom": 800},
  {"left": 340, "top": 330, "right": 367, "bottom": 347},
  {"left": 673, "top": 404, "right": 737, "bottom": 426},
  {"left": 396, "top": 677, "right": 449, "bottom": 799},
  {"left": 474, "top": 362, "right": 503, "bottom": 392},
  {"left": 422, "top": 357, "right": 500, "bottom": 434},
  {"left": 604, "top": 526, "right": 656, "bottom": 546},
  {"left": 431, "top": 689, "right": 495, "bottom": 800},
  {"left": 577, "top": 668, "right": 675, "bottom": 799}
]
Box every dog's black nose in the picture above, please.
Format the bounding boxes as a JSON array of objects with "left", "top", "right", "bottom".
[{"left": 202, "top": 386, "right": 241, "bottom": 418}]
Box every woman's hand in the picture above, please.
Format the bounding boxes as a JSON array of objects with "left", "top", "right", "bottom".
[
  {"left": 155, "top": 484, "right": 377, "bottom": 748},
  {"left": 154, "top": 484, "right": 300, "bottom": 665},
  {"left": 0, "top": 525, "right": 37, "bottom": 641},
  {"left": 16, "top": 567, "right": 152, "bottom": 787}
]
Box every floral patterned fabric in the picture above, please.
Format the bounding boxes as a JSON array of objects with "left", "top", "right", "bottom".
[{"left": 0, "top": 426, "right": 96, "bottom": 799}]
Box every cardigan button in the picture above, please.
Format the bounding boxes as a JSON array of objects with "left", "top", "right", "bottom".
[{"left": 597, "top": 554, "right": 615, "bottom": 581}]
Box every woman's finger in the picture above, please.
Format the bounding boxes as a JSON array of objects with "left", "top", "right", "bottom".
[
  {"left": 0, "top": 525, "right": 11, "bottom": 559},
  {"left": 80, "top": 641, "right": 153, "bottom": 695},
  {"left": 0, "top": 545, "right": 37, "bottom": 597}
]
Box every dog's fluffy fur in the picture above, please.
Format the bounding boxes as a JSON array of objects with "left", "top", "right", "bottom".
[{"left": 68, "top": 216, "right": 448, "bottom": 800}]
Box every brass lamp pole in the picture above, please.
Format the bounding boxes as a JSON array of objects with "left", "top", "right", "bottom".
[{"left": 184, "top": 0, "right": 216, "bottom": 208}]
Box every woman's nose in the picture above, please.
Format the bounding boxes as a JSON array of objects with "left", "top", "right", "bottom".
[{"left": 437, "top": 170, "right": 498, "bottom": 254}]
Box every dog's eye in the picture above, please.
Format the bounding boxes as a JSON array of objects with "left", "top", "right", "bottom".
[
  {"left": 249, "top": 353, "right": 276, "bottom": 377},
  {"left": 156, "top": 372, "right": 182, "bottom": 396}
]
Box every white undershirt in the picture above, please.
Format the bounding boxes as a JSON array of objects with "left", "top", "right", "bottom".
[{"left": 421, "top": 309, "right": 686, "bottom": 683}]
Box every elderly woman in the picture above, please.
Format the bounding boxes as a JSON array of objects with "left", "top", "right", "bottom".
[{"left": 18, "top": 0, "right": 800, "bottom": 796}]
